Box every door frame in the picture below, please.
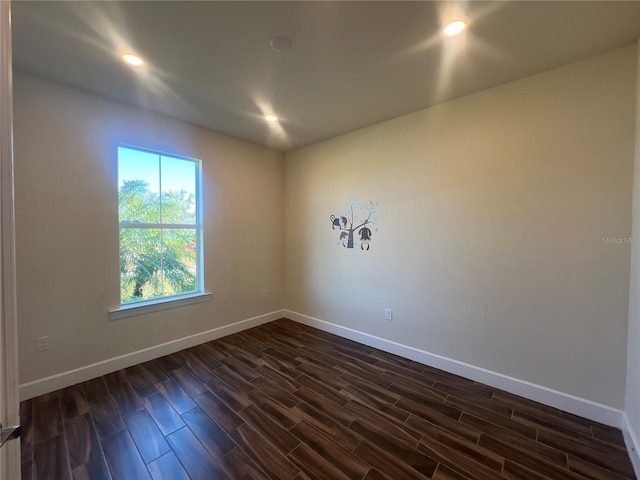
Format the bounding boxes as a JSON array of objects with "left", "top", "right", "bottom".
[{"left": 0, "top": 0, "right": 21, "bottom": 478}]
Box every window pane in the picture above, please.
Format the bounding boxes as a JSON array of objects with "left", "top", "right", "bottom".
[
  {"left": 118, "top": 147, "right": 160, "bottom": 223},
  {"left": 118, "top": 146, "right": 202, "bottom": 306},
  {"left": 161, "top": 156, "right": 196, "bottom": 225},
  {"left": 120, "top": 228, "right": 164, "bottom": 303},
  {"left": 160, "top": 229, "right": 197, "bottom": 296}
]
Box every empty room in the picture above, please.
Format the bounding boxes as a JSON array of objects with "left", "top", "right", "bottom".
[{"left": 1, "top": 1, "right": 639, "bottom": 479}]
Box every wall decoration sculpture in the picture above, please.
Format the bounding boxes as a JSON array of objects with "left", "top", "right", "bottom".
[{"left": 330, "top": 195, "right": 378, "bottom": 250}]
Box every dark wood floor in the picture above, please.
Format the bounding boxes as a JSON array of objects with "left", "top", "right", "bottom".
[{"left": 20, "top": 318, "right": 636, "bottom": 480}]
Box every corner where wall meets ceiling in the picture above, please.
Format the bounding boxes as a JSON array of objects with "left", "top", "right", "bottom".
[{"left": 11, "top": 1, "right": 640, "bottom": 150}]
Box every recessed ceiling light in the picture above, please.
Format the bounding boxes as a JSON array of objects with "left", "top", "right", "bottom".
[
  {"left": 442, "top": 20, "right": 467, "bottom": 37},
  {"left": 265, "top": 114, "right": 279, "bottom": 122},
  {"left": 122, "top": 53, "right": 144, "bottom": 66}
]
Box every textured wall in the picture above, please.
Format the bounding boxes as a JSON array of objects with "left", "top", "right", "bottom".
[
  {"left": 285, "top": 46, "right": 636, "bottom": 408},
  {"left": 14, "top": 73, "right": 284, "bottom": 384}
]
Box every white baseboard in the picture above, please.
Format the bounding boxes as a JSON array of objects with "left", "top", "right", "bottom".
[
  {"left": 19, "top": 310, "right": 285, "bottom": 401},
  {"left": 622, "top": 413, "right": 640, "bottom": 478},
  {"left": 19, "top": 306, "right": 627, "bottom": 430},
  {"left": 284, "top": 310, "right": 623, "bottom": 428}
]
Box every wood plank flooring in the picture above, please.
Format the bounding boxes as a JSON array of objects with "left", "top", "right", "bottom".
[{"left": 20, "top": 318, "right": 636, "bottom": 480}]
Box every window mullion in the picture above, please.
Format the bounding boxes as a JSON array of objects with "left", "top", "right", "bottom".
[
  {"left": 120, "top": 223, "right": 197, "bottom": 229},
  {"left": 159, "top": 228, "right": 164, "bottom": 298},
  {"left": 158, "top": 154, "right": 164, "bottom": 298},
  {"left": 158, "top": 153, "right": 163, "bottom": 225}
]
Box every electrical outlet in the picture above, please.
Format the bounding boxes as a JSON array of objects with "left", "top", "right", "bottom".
[
  {"left": 261, "top": 290, "right": 269, "bottom": 299},
  {"left": 385, "top": 308, "right": 393, "bottom": 321},
  {"left": 36, "top": 336, "right": 50, "bottom": 352}
]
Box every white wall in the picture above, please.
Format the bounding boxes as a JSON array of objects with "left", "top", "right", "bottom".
[
  {"left": 13, "top": 73, "right": 284, "bottom": 387},
  {"left": 285, "top": 45, "right": 636, "bottom": 409},
  {"left": 13, "top": 44, "right": 639, "bottom": 422},
  {"left": 624, "top": 40, "right": 640, "bottom": 471}
]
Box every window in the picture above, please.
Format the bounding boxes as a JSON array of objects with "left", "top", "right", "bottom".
[{"left": 118, "top": 146, "right": 202, "bottom": 305}]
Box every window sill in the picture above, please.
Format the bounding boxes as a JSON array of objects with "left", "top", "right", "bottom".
[{"left": 109, "top": 292, "right": 212, "bottom": 320}]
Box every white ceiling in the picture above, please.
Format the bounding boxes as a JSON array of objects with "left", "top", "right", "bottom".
[{"left": 11, "top": 1, "right": 640, "bottom": 151}]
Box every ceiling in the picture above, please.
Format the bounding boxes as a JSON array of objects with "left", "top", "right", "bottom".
[{"left": 11, "top": 1, "right": 640, "bottom": 151}]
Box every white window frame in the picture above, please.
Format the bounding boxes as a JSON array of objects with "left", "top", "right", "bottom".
[{"left": 110, "top": 145, "right": 209, "bottom": 320}]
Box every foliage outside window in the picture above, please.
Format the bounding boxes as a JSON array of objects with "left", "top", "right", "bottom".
[{"left": 118, "top": 146, "right": 202, "bottom": 304}]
